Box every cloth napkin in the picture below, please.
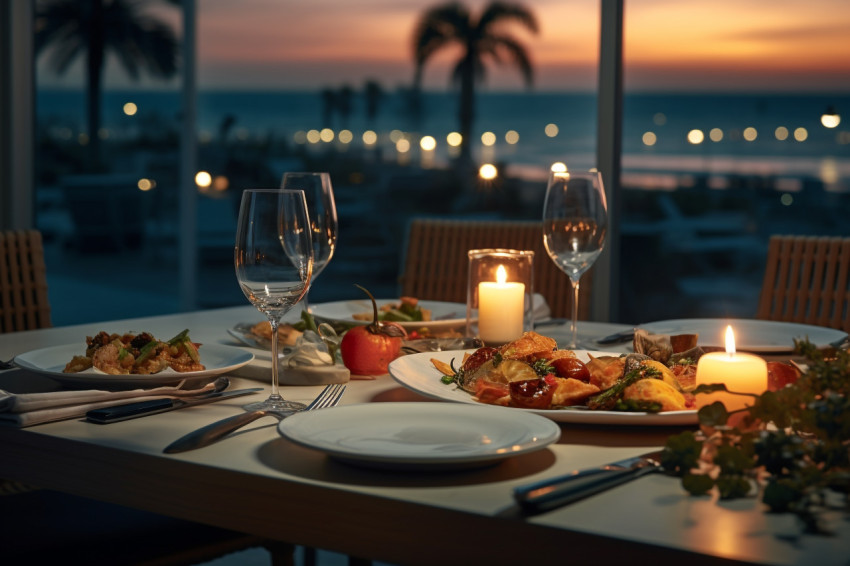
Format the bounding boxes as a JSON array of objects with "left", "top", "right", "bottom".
[
  {"left": 0, "top": 380, "right": 220, "bottom": 428},
  {"left": 532, "top": 293, "right": 552, "bottom": 321}
]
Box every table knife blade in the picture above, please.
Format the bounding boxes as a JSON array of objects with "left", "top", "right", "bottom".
[
  {"left": 513, "top": 450, "right": 664, "bottom": 513},
  {"left": 86, "top": 387, "right": 262, "bottom": 424},
  {"left": 595, "top": 329, "right": 635, "bottom": 344}
]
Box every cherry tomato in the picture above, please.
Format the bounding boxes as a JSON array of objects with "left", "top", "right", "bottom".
[
  {"left": 340, "top": 324, "right": 403, "bottom": 375},
  {"left": 551, "top": 357, "right": 591, "bottom": 382},
  {"left": 767, "top": 361, "right": 801, "bottom": 391},
  {"left": 509, "top": 378, "right": 555, "bottom": 409},
  {"left": 475, "top": 379, "right": 510, "bottom": 404}
]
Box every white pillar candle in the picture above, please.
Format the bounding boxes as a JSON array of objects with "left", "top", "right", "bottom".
[
  {"left": 695, "top": 325, "right": 768, "bottom": 412},
  {"left": 478, "top": 265, "right": 525, "bottom": 345}
]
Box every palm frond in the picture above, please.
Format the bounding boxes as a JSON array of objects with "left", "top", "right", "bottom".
[
  {"left": 478, "top": 1, "right": 539, "bottom": 35},
  {"left": 480, "top": 35, "right": 534, "bottom": 86},
  {"left": 412, "top": 2, "right": 471, "bottom": 80}
]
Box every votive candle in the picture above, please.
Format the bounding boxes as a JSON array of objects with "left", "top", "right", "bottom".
[
  {"left": 477, "top": 265, "right": 525, "bottom": 345},
  {"left": 695, "top": 325, "right": 768, "bottom": 412}
]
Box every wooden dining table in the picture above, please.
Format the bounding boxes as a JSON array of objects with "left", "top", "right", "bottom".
[{"left": 1, "top": 305, "right": 848, "bottom": 565}]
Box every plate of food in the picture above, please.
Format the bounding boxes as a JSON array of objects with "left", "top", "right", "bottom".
[
  {"left": 638, "top": 318, "right": 846, "bottom": 353},
  {"left": 310, "top": 298, "right": 471, "bottom": 336},
  {"left": 277, "top": 401, "right": 560, "bottom": 470},
  {"left": 388, "top": 331, "right": 698, "bottom": 426},
  {"left": 227, "top": 320, "right": 303, "bottom": 350},
  {"left": 14, "top": 330, "right": 254, "bottom": 388}
]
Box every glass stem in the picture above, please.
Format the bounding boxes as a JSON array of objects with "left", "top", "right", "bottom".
[
  {"left": 268, "top": 316, "right": 282, "bottom": 400},
  {"left": 570, "top": 278, "right": 580, "bottom": 349}
]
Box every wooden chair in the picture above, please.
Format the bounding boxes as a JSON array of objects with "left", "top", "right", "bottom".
[
  {"left": 0, "top": 230, "right": 52, "bottom": 333},
  {"left": 399, "top": 217, "right": 591, "bottom": 320},
  {"left": 756, "top": 235, "right": 850, "bottom": 333},
  {"left": 0, "top": 231, "right": 300, "bottom": 565}
]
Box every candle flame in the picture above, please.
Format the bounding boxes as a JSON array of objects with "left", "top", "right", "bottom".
[
  {"left": 725, "top": 325, "right": 736, "bottom": 356},
  {"left": 496, "top": 265, "right": 507, "bottom": 284}
]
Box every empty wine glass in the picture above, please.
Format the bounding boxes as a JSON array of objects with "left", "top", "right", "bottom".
[
  {"left": 235, "top": 189, "right": 313, "bottom": 412},
  {"left": 542, "top": 169, "right": 608, "bottom": 349},
  {"left": 280, "top": 172, "right": 337, "bottom": 310}
]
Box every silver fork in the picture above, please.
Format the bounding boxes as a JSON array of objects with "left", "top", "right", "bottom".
[{"left": 163, "top": 382, "right": 346, "bottom": 454}]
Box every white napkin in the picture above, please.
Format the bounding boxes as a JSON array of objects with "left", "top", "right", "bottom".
[
  {"left": 0, "top": 380, "right": 220, "bottom": 428},
  {"left": 532, "top": 293, "right": 552, "bottom": 321}
]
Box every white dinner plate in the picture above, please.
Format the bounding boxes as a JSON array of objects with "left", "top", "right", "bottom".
[
  {"left": 310, "top": 299, "right": 470, "bottom": 332},
  {"left": 638, "top": 318, "right": 846, "bottom": 353},
  {"left": 14, "top": 343, "right": 254, "bottom": 388},
  {"left": 277, "top": 401, "right": 561, "bottom": 470},
  {"left": 388, "top": 350, "right": 698, "bottom": 426}
]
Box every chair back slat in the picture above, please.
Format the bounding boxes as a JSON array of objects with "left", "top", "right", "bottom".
[
  {"left": 0, "top": 230, "right": 52, "bottom": 333},
  {"left": 399, "top": 218, "right": 590, "bottom": 320},
  {"left": 756, "top": 235, "right": 850, "bottom": 332}
]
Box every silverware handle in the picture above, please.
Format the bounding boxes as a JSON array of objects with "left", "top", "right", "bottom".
[
  {"left": 514, "top": 466, "right": 656, "bottom": 513},
  {"left": 163, "top": 411, "right": 268, "bottom": 454}
]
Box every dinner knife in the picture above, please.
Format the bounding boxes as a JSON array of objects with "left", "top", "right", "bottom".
[
  {"left": 513, "top": 450, "right": 664, "bottom": 513},
  {"left": 86, "top": 388, "right": 262, "bottom": 424},
  {"left": 595, "top": 328, "right": 635, "bottom": 345}
]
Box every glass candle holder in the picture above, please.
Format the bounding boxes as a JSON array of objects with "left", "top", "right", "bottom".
[{"left": 466, "top": 249, "right": 534, "bottom": 346}]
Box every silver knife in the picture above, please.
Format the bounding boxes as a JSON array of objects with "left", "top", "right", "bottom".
[
  {"left": 85, "top": 388, "right": 262, "bottom": 424},
  {"left": 595, "top": 328, "right": 635, "bottom": 344},
  {"left": 513, "top": 450, "right": 664, "bottom": 513}
]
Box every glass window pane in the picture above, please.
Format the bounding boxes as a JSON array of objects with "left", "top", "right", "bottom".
[
  {"left": 34, "top": 1, "right": 601, "bottom": 325},
  {"left": 620, "top": 1, "right": 850, "bottom": 323},
  {"left": 192, "top": 1, "right": 600, "bottom": 308}
]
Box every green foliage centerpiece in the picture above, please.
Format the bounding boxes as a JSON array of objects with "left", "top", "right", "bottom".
[{"left": 661, "top": 341, "right": 850, "bottom": 534}]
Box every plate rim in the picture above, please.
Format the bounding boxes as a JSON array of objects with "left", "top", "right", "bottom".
[
  {"left": 14, "top": 342, "right": 254, "bottom": 385},
  {"left": 388, "top": 350, "right": 698, "bottom": 426},
  {"left": 638, "top": 317, "right": 846, "bottom": 352},
  {"left": 277, "top": 401, "right": 561, "bottom": 465}
]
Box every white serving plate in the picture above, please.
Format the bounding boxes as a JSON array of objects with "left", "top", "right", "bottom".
[
  {"left": 388, "top": 350, "right": 698, "bottom": 426},
  {"left": 638, "top": 318, "right": 846, "bottom": 353},
  {"left": 14, "top": 343, "right": 254, "bottom": 388},
  {"left": 310, "top": 299, "right": 471, "bottom": 332},
  {"left": 277, "top": 401, "right": 561, "bottom": 470}
]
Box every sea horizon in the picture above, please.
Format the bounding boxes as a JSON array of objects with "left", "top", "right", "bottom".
[{"left": 36, "top": 88, "right": 850, "bottom": 190}]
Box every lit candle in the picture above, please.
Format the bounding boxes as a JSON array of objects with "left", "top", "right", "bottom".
[
  {"left": 477, "top": 265, "right": 525, "bottom": 345},
  {"left": 695, "top": 325, "right": 768, "bottom": 412}
]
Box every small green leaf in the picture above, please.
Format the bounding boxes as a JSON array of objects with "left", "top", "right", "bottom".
[
  {"left": 682, "top": 473, "right": 714, "bottom": 495},
  {"left": 697, "top": 401, "right": 730, "bottom": 426}
]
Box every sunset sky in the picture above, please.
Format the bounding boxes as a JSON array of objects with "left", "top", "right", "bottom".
[{"left": 37, "top": 0, "right": 850, "bottom": 93}]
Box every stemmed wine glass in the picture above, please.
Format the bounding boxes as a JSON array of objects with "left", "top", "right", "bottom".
[
  {"left": 235, "top": 189, "right": 313, "bottom": 412},
  {"left": 542, "top": 169, "right": 608, "bottom": 349},
  {"left": 280, "top": 172, "right": 338, "bottom": 311}
]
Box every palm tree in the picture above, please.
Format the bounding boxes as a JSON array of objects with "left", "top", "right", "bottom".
[
  {"left": 35, "top": 0, "right": 179, "bottom": 169},
  {"left": 363, "top": 79, "right": 384, "bottom": 125},
  {"left": 412, "top": 1, "right": 538, "bottom": 165}
]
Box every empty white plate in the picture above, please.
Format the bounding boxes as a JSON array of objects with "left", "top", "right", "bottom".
[{"left": 278, "top": 401, "right": 560, "bottom": 470}]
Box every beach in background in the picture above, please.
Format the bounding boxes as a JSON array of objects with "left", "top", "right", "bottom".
[{"left": 34, "top": 89, "right": 850, "bottom": 326}]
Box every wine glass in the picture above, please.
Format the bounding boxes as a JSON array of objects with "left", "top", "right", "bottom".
[
  {"left": 542, "top": 169, "right": 608, "bottom": 349},
  {"left": 235, "top": 189, "right": 313, "bottom": 412},
  {"left": 280, "top": 172, "right": 337, "bottom": 310}
]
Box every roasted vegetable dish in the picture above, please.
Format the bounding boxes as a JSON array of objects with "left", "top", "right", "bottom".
[
  {"left": 432, "top": 331, "right": 698, "bottom": 412},
  {"left": 352, "top": 296, "right": 431, "bottom": 323},
  {"left": 63, "top": 329, "right": 205, "bottom": 375}
]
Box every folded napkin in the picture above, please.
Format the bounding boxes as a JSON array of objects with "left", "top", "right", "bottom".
[
  {"left": 532, "top": 293, "right": 552, "bottom": 321},
  {"left": 0, "top": 380, "right": 220, "bottom": 428}
]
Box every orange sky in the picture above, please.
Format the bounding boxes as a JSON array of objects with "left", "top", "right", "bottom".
[{"left": 38, "top": 0, "right": 850, "bottom": 92}]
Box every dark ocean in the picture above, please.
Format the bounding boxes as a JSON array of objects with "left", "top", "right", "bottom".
[{"left": 36, "top": 89, "right": 850, "bottom": 187}]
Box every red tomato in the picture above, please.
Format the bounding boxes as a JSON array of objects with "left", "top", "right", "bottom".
[
  {"left": 551, "top": 357, "right": 591, "bottom": 382},
  {"left": 475, "top": 380, "right": 510, "bottom": 404},
  {"left": 340, "top": 325, "right": 403, "bottom": 375},
  {"left": 509, "top": 378, "right": 555, "bottom": 409},
  {"left": 461, "top": 347, "right": 499, "bottom": 373},
  {"left": 767, "top": 361, "right": 801, "bottom": 391}
]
